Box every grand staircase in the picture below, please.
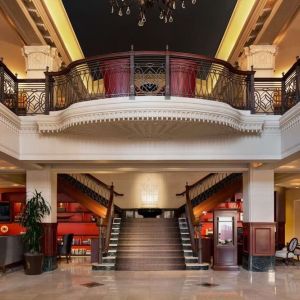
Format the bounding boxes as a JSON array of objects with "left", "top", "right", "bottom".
[{"left": 116, "top": 218, "right": 186, "bottom": 271}]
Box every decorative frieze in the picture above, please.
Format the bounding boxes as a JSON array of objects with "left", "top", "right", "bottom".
[
  {"left": 239, "top": 45, "right": 278, "bottom": 77},
  {"left": 22, "top": 45, "right": 62, "bottom": 78},
  {"left": 35, "top": 98, "right": 266, "bottom": 134}
]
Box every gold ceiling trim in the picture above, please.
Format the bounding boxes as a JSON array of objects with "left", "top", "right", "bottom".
[
  {"left": 41, "top": 0, "right": 84, "bottom": 61},
  {"left": 215, "top": 0, "right": 258, "bottom": 62}
]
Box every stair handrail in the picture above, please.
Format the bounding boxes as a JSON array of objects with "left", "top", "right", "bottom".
[
  {"left": 85, "top": 174, "right": 124, "bottom": 197},
  {"left": 188, "top": 173, "right": 232, "bottom": 201},
  {"left": 68, "top": 174, "right": 124, "bottom": 201},
  {"left": 176, "top": 173, "right": 233, "bottom": 258},
  {"left": 184, "top": 183, "right": 198, "bottom": 256},
  {"left": 68, "top": 173, "right": 110, "bottom": 200},
  {"left": 176, "top": 173, "right": 216, "bottom": 197},
  {"left": 63, "top": 174, "right": 123, "bottom": 255},
  {"left": 103, "top": 183, "right": 122, "bottom": 255}
]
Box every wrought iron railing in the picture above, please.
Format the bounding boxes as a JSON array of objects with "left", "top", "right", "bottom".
[
  {"left": 59, "top": 173, "right": 123, "bottom": 255},
  {"left": 177, "top": 173, "right": 242, "bottom": 259},
  {"left": 254, "top": 58, "right": 300, "bottom": 114},
  {"left": 190, "top": 173, "right": 242, "bottom": 207},
  {"left": 1, "top": 54, "right": 299, "bottom": 115},
  {"left": 59, "top": 174, "right": 110, "bottom": 207}
]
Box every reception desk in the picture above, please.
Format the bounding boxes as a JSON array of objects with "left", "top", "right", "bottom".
[{"left": 0, "top": 235, "right": 23, "bottom": 272}]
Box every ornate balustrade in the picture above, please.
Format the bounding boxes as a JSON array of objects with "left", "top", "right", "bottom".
[
  {"left": 254, "top": 59, "right": 300, "bottom": 114},
  {"left": 0, "top": 53, "right": 299, "bottom": 115}
]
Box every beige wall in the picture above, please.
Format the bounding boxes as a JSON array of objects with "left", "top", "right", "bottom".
[
  {"left": 93, "top": 172, "right": 208, "bottom": 209},
  {"left": 275, "top": 9, "right": 300, "bottom": 76},
  {"left": 0, "top": 12, "right": 26, "bottom": 77},
  {"left": 285, "top": 189, "right": 300, "bottom": 243}
]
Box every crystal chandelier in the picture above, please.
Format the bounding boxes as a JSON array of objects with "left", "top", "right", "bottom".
[{"left": 110, "top": 0, "right": 197, "bottom": 27}]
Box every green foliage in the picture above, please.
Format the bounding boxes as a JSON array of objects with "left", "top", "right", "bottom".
[{"left": 20, "top": 190, "right": 51, "bottom": 253}]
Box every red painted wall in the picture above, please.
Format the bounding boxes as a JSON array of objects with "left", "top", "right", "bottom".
[{"left": 0, "top": 223, "right": 24, "bottom": 236}]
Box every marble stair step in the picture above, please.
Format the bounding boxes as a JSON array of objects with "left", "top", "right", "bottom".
[
  {"left": 119, "top": 231, "right": 180, "bottom": 234},
  {"left": 119, "top": 234, "right": 181, "bottom": 239},
  {"left": 116, "top": 250, "right": 184, "bottom": 257},
  {"left": 117, "top": 242, "right": 183, "bottom": 246},
  {"left": 122, "top": 219, "right": 177, "bottom": 222},
  {"left": 116, "top": 263, "right": 186, "bottom": 271},
  {"left": 120, "top": 226, "right": 179, "bottom": 230},
  {"left": 184, "top": 256, "right": 199, "bottom": 263},
  {"left": 92, "top": 263, "right": 115, "bottom": 271},
  {"left": 185, "top": 263, "right": 210, "bottom": 270},
  {"left": 118, "top": 244, "right": 182, "bottom": 251},
  {"left": 118, "top": 238, "right": 182, "bottom": 242},
  {"left": 117, "top": 257, "right": 185, "bottom": 264}
]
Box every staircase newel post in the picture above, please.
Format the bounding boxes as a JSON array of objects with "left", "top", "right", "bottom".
[
  {"left": 185, "top": 183, "right": 196, "bottom": 256},
  {"left": 103, "top": 183, "right": 114, "bottom": 255},
  {"left": 197, "top": 223, "right": 203, "bottom": 264},
  {"left": 97, "top": 217, "right": 103, "bottom": 264}
]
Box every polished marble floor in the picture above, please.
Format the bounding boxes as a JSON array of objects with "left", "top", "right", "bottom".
[{"left": 1, "top": 258, "right": 300, "bottom": 300}]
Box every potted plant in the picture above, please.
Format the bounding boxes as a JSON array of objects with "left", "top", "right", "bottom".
[{"left": 20, "top": 190, "right": 50, "bottom": 275}]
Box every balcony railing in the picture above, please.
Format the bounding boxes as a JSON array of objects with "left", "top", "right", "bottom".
[{"left": 0, "top": 53, "right": 299, "bottom": 116}]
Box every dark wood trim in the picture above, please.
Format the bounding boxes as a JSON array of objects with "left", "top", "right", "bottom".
[
  {"left": 213, "top": 209, "right": 239, "bottom": 271},
  {"left": 46, "top": 51, "right": 255, "bottom": 77},
  {"left": 243, "top": 222, "right": 276, "bottom": 256},
  {"left": 176, "top": 173, "right": 215, "bottom": 196},
  {"left": 42, "top": 223, "right": 57, "bottom": 257},
  {"left": 85, "top": 174, "right": 123, "bottom": 197}
]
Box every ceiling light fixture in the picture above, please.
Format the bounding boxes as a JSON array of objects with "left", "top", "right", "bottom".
[{"left": 110, "top": 0, "right": 197, "bottom": 26}]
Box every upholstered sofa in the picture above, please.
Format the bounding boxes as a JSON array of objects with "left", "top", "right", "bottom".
[{"left": 0, "top": 235, "right": 23, "bottom": 272}]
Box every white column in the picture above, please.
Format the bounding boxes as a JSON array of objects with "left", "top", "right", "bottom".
[
  {"left": 22, "top": 45, "right": 62, "bottom": 78},
  {"left": 238, "top": 45, "right": 278, "bottom": 77},
  {"left": 26, "top": 168, "right": 57, "bottom": 223},
  {"left": 243, "top": 167, "right": 274, "bottom": 222}
]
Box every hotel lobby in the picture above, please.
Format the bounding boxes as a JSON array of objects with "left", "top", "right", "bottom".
[{"left": 1, "top": 0, "right": 300, "bottom": 299}]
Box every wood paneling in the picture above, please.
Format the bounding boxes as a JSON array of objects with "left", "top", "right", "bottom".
[
  {"left": 243, "top": 222, "right": 276, "bottom": 256},
  {"left": 42, "top": 223, "right": 57, "bottom": 256},
  {"left": 213, "top": 209, "right": 239, "bottom": 271}
]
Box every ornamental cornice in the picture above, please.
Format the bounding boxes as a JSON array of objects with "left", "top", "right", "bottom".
[
  {"left": 0, "top": 104, "right": 21, "bottom": 133},
  {"left": 33, "top": 97, "right": 267, "bottom": 134},
  {"left": 280, "top": 102, "right": 300, "bottom": 132}
]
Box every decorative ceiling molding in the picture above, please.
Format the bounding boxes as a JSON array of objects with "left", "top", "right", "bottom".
[
  {"left": 32, "top": 97, "right": 268, "bottom": 134},
  {"left": 0, "top": 104, "right": 21, "bottom": 133},
  {"left": 32, "top": 0, "right": 84, "bottom": 63},
  {"left": 0, "top": 0, "right": 45, "bottom": 45},
  {"left": 0, "top": 0, "right": 82, "bottom": 66},
  {"left": 228, "top": 0, "right": 278, "bottom": 65},
  {"left": 280, "top": 102, "right": 300, "bottom": 132}
]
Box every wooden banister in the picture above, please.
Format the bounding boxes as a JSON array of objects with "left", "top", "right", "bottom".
[
  {"left": 85, "top": 174, "right": 124, "bottom": 196},
  {"left": 176, "top": 173, "right": 215, "bottom": 196},
  {"left": 103, "top": 183, "right": 124, "bottom": 254},
  {"left": 184, "top": 183, "right": 198, "bottom": 256}
]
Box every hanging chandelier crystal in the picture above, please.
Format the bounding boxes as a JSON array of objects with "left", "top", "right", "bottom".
[{"left": 110, "top": 0, "right": 197, "bottom": 27}]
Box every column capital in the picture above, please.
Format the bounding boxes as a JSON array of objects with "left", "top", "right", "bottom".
[
  {"left": 22, "top": 45, "right": 62, "bottom": 78},
  {"left": 238, "top": 44, "right": 278, "bottom": 77}
]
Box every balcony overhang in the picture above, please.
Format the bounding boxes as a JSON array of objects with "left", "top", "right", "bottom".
[{"left": 32, "top": 97, "right": 266, "bottom": 134}]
